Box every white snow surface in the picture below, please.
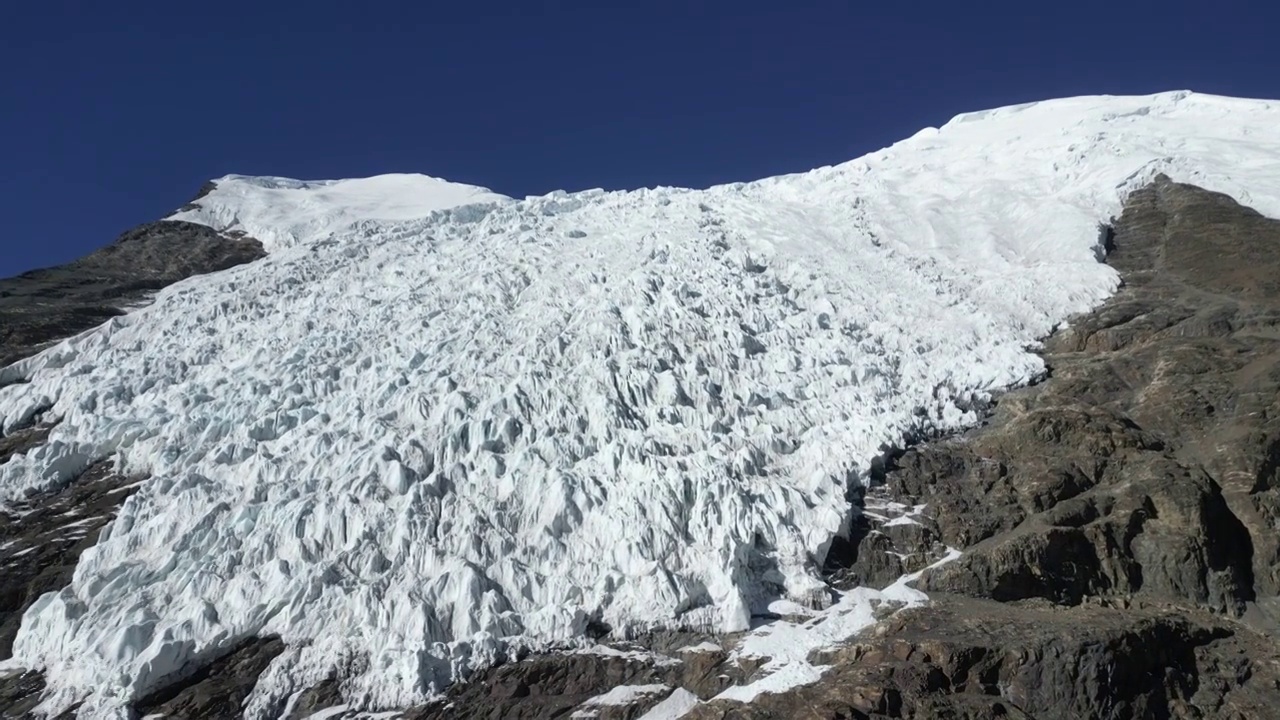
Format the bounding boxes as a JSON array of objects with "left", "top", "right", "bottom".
[
  {"left": 3, "top": 91, "right": 1280, "bottom": 718},
  {"left": 571, "top": 684, "right": 671, "bottom": 717},
  {"left": 713, "top": 547, "right": 963, "bottom": 705},
  {"left": 169, "top": 173, "right": 513, "bottom": 252},
  {"left": 638, "top": 688, "right": 700, "bottom": 720}
]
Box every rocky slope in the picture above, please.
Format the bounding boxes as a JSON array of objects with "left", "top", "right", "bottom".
[{"left": 3, "top": 175, "right": 1280, "bottom": 718}]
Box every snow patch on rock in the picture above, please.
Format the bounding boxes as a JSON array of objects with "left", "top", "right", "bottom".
[
  {"left": 571, "top": 684, "right": 672, "bottom": 717},
  {"left": 170, "top": 173, "right": 512, "bottom": 252},
  {"left": 638, "top": 688, "right": 701, "bottom": 720}
]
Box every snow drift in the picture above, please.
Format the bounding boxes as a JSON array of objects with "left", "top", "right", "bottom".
[{"left": 3, "top": 91, "right": 1280, "bottom": 718}]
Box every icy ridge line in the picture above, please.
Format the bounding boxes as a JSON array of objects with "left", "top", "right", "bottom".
[{"left": 2, "top": 91, "right": 1280, "bottom": 719}]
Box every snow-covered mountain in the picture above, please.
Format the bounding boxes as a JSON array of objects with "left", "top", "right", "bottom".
[{"left": 3, "top": 90, "right": 1280, "bottom": 719}]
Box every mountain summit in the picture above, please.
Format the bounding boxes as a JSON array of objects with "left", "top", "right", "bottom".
[{"left": 3, "top": 91, "right": 1280, "bottom": 719}]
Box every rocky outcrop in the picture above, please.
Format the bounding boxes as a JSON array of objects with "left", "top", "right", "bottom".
[
  {"left": 131, "top": 637, "right": 287, "bottom": 720},
  {"left": 854, "top": 176, "right": 1280, "bottom": 610},
  {"left": 0, "top": 218, "right": 264, "bottom": 367},
  {"left": 679, "top": 596, "right": 1278, "bottom": 720},
  {"left": 407, "top": 635, "right": 747, "bottom": 720}
]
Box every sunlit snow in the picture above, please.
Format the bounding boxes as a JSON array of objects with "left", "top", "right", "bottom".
[
  {"left": 170, "top": 173, "right": 513, "bottom": 252},
  {"left": 713, "top": 547, "right": 963, "bottom": 706},
  {"left": 571, "top": 684, "right": 672, "bottom": 717},
  {"left": 638, "top": 688, "right": 700, "bottom": 719},
  {"left": 3, "top": 91, "right": 1280, "bottom": 718}
]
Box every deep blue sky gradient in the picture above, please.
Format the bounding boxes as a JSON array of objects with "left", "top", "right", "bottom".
[{"left": 3, "top": 1, "right": 1277, "bottom": 276}]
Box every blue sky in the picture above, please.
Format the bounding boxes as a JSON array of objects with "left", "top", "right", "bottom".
[{"left": 2, "top": 1, "right": 1276, "bottom": 276}]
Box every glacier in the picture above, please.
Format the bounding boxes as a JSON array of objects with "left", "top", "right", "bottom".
[{"left": 2, "top": 90, "right": 1280, "bottom": 718}]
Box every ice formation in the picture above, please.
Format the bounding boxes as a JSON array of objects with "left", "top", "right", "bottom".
[
  {"left": 3, "top": 91, "right": 1280, "bottom": 718},
  {"left": 638, "top": 688, "right": 701, "bottom": 720}
]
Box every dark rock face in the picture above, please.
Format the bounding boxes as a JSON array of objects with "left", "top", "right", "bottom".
[
  {"left": 131, "top": 637, "right": 287, "bottom": 720},
  {"left": 903, "top": 177, "right": 1280, "bottom": 614},
  {"left": 0, "top": 425, "right": 53, "bottom": 468},
  {"left": 0, "top": 671, "right": 51, "bottom": 719},
  {"left": 0, "top": 219, "right": 264, "bottom": 367},
  {"left": 408, "top": 653, "right": 669, "bottom": 720},
  {"left": 684, "top": 597, "right": 1278, "bottom": 720},
  {"left": 407, "top": 636, "right": 747, "bottom": 720},
  {"left": 280, "top": 677, "right": 345, "bottom": 720}
]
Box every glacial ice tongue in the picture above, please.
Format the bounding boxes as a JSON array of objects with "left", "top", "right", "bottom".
[{"left": 3, "top": 91, "right": 1280, "bottom": 718}]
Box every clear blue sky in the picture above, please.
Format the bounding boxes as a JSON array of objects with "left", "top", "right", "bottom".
[{"left": 2, "top": 1, "right": 1276, "bottom": 276}]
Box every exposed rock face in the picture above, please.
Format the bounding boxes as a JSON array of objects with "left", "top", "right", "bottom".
[
  {"left": 406, "top": 637, "right": 745, "bottom": 720},
  {"left": 682, "top": 597, "right": 1278, "bottom": 720},
  {"left": 884, "top": 176, "right": 1280, "bottom": 607},
  {"left": 4, "top": 177, "right": 1280, "bottom": 718},
  {"left": 0, "top": 219, "right": 264, "bottom": 367},
  {"left": 131, "top": 637, "right": 287, "bottom": 720}
]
